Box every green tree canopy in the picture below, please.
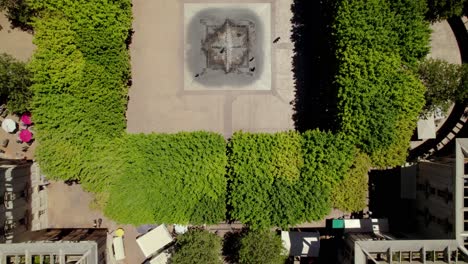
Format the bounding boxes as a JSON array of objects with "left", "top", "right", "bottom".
[
  {"left": 238, "top": 230, "right": 287, "bottom": 264},
  {"left": 171, "top": 229, "right": 223, "bottom": 264},
  {"left": 334, "top": 0, "right": 427, "bottom": 167},
  {"left": 105, "top": 132, "right": 227, "bottom": 225},
  {"left": 227, "top": 131, "right": 305, "bottom": 229},
  {"left": 228, "top": 131, "right": 355, "bottom": 229},
  {"left": 29, "top": 0, "right": 131, "bottom": 185}
]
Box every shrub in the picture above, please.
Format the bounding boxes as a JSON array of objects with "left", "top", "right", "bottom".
[
  {"left": 238, "top": 230, "right": 287, "bottom": 264},
  {"left": 0, "top": 53, "right": 32, "bottom": 113},
  {"left": 171, "top": 229, "right": 223, "bottom": 264},
  {"left": 105, "top": 132, "right": 227, "bottom": 225},
  {"left": 331, "top": 152, "right": 371, "bottom": 212}
]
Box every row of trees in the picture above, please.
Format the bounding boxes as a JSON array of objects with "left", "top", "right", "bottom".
[
  {"left": 333, "top": 0, "right": 428, "bottom": 167},
  {"left": 99, "top": 131, "right": 369, "bottom": 228},
  {"left": 28, "top": 0, "right": 132, "bottom": 188},
  {"left": 227, "top": 131, "right": 362, "bottom": 229},
  {"left": 172, "top": 229, "right": 286, "bottom": 264},
  {"left": 104, "top": 132, "right": 227, "bottom": 225}
]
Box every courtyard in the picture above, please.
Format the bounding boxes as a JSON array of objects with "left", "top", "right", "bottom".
[{"left": 127, "top": 0, "right": 295, "bottom": 137}]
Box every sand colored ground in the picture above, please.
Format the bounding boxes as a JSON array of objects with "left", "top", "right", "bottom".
[
  {"left": 0, "top": 12, "right": 35, "bottom": 61},
  {"left": 127, "top": 0, "right": 295, "bottom": 137},
  {"left": 47, "top": 181, "right": 146, "bottom": 264}
]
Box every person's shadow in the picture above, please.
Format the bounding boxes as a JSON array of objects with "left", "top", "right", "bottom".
[{"left": 291, "top": 0, "right": 338, "bottom": 132}]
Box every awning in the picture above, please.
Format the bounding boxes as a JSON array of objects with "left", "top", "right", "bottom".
[
  {"left": 113, "top": 236, "right": 125, "bottom": 261},
  {"left": 2, "top": 119, "right": 16, "bottom": 133},
  {"left": 137, "top": 225, "right": 173, "bottom": 258},
  {"left": 281, "top": 231, "right": 320, "bottom": 257}
]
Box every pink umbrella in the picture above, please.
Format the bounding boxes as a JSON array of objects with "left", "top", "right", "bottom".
[
  {"left": 20, "top": 113, "right": 32, "bottom": 125},
  {"left": 19, "top": 129, "right": 32, "bottom": 143}
]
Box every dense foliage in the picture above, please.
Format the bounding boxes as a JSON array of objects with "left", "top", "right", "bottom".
[
  {"left": 227, "top": 131, "right": 304, "bottom": 229},
  {"left": 238, "top": 230, "right": 287, "bottom": 264},
  {"left": 227, "top": 131, "right": 354, "bottom": 229},
  {"left": 29, "top": 0, "right": 131, "bottom": 185},
  {"left": 105, "top": 132, "right": 227, "bottom": 225},
  {"left": 425, "top": 0, "right": 466, "bottom": 21},
  {"left": 171, "top": 229, "right": 223, "bottom": 264},
  {"left": 334, "top": 0, "right": 428, "bottom": 167},
  {"left": 418, "top": 59, "right": 467, "bottom": 115},
  {"left": 0, "top": 53, "right": 32, "bottom": 113},
  {"left": 331, "top": 152, "right": 371, "bottom": 212}
]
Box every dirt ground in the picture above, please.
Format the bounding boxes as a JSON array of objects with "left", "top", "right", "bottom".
[
  {"left": 127, "top": 0, "right": 295, "bottom": 137},
  {"left": 0, "top": 12, "right": 35, "bottom": 61}
]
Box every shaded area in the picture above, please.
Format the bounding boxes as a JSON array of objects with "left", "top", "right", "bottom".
[
  {"left": 291, "top": 0, "right": 338, "bottom": 132},
  {"left": 409, "top": 17, "right": 468, "bottom": 160},
  {"left": 222, "top": 229, "right": 246, "bottom": 264},
  {"left": 368, "top": 169, "right": 417, "bottom": 236}
]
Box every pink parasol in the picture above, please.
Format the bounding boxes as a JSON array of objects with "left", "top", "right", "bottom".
[
  {"left": 19, "top": 129, "right": 32, "bottom": 143},
  {"left": 20, "top": 113, "right": 32, "bottom": 125}
]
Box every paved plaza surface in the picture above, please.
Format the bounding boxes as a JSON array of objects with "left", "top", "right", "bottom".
[
  {"left": 127, "top": 0, "right": 295, "bottom": 137},
  {"left": 429, "top": 20, "right": 462, "bottom": 65},
  {"left": 47, "top": 182, "right": 146, "bottom": 264}
]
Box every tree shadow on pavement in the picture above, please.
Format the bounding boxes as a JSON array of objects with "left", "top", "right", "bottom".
[{"left": 291, "top": 0, "right": 338, "bottom": 132}]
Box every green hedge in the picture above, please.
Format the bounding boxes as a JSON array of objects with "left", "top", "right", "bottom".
[
  {"left": 227, "top": 131, "right": 355, "bottom": 229},
  {"left": 105, "top": 132, "right": 227, "bottom": 225},
  {"left": 334, "top": 0, "right": 428, "bottom": 167}
]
